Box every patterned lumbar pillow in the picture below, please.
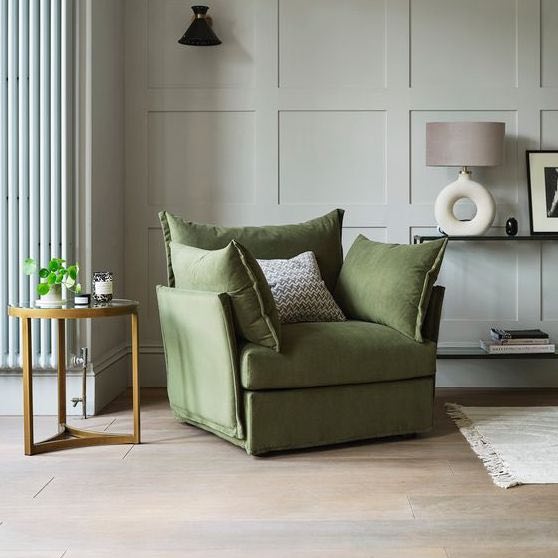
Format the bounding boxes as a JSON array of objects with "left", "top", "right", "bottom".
[{"left": 257, "top": 252, "right": 346, "bottom": 324}]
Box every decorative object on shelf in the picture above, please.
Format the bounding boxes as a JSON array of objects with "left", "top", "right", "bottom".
[
  {"left": 483, "top": 328, "right": 554, "bottom": 354},
  {"left": 92, "top": 271, "right": 113, "bottom": 304},
  {"left": 526, "top": 151, "right": 558, "bottom": 234},
  {"left": 490, "top": 327, "right": 549, "bottom": 341},
  {"left": 23, "top": 257, "right": 81, "bottom": 306},
  {"left": 505, "top": 217, "right": 518, "bottom": 236},
  {"left": 480, "top": 339, "right": 554, "bottom": 354},
  {"left": 178, "top": 5, "right": 221, "bottom": 46},
  {"left": 426, "top": 121, "right": 505, "bottom": 236},
  {"left": 74, "top": 293, "right": 91, "bottom": 306}
]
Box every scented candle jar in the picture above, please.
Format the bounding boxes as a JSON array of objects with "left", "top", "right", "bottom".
[{"left": 92, "top": 272, "right": 113, "bottom": 303}]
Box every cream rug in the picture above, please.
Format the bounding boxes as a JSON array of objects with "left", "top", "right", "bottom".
[{"left": 446, "top": 403, "right": 558, "bottom": 488}]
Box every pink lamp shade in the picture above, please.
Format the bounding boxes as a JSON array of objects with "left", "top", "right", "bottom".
[{"left": 426, "top": 121, "right": 505, "bottom": 167}]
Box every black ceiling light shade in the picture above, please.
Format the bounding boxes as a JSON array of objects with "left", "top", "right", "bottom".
[{"left": 178, "top": 5, "right": 222, "bottom": 47}]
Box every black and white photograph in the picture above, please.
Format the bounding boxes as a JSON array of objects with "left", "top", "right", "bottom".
[
  {"left": 527, "top": 151, "right": 558, "bottom": 233},
  {"left": 545, "top": 166, "right": 558, "bottom": 218}
]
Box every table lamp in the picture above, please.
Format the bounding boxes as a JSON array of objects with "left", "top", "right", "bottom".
[{"left": 426, "top": 121, "right": 505, "bottom": 236}]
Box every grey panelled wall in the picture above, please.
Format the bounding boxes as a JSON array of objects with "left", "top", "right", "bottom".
[{"left": 124, "top": 0, "right": 558, "bottom": 387}]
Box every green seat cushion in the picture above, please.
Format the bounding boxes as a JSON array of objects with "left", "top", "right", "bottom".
[
  {"left": 240, "top": 320, "right": 436, "bottom": 390},
  {"left": 159, "top": 209, "right": 344, "bottom": 292},
  {"left": 170, "top": 241, "right": 281, "bottom": 351},
  {"left": 335, "top": 236, "right": 447, "bottom": 342}
]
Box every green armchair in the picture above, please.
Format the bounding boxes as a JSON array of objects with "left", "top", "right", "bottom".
[{"left": 157, "top": 210, "right": 445, "bottom": 455}]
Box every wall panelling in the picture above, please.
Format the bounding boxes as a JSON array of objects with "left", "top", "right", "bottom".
[{"left": 125, "top": 0, "right": 558, "bottom": 387}]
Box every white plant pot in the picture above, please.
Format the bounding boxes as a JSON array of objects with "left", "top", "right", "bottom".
[{"left": 37, "top": 284, "right": 65, "bottom": 306}]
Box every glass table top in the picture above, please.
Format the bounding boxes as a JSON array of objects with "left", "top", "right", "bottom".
[
  {"left": 7, "top": 299, "right": 139, "bottom": 318},
  {"left": 10, "top": 298, "right": 138, "bottom": 310}
]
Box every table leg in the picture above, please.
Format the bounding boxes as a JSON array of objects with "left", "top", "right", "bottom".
[
  {"left": 57, "top": 319, "right": 66, "bottom": 426},
  {"left": 21, "top": 317, "right": 34, "bottom": 455},
  {"left": 131, "top": 311, "right": 140, "bottom": 443}
]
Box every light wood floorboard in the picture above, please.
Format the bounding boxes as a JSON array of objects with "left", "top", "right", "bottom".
[{"left": 1, "top": 388, "right": 558, "bottom": 556}]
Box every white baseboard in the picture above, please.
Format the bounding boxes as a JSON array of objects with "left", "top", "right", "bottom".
[
  {"left": 0, "top": 343, "right": 130, "bottom": 416},
  {"left": 91, "top": 343, "right": 130, "bottom": 414},
  {"left": 139, "top": 344, "right": 166, "bottom": 387}
]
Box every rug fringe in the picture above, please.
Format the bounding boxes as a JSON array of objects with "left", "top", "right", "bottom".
[{"left": 445, "top": 403, "right": 521, "bottom": 489}]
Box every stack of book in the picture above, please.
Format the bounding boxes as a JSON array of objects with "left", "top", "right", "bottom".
[{"left": 480, "top": 328, "right": 555, "bottom": 354}]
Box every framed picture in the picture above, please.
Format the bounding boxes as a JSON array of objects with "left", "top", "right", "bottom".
[{"left": 527, "top": 150, "right": 558, "bottom": 234}]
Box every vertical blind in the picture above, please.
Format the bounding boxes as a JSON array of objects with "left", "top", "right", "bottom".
[{"left": 0, "top": 0, "right": 71, "bottom": 368}]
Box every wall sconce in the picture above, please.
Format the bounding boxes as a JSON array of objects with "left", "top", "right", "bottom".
[{"left": 178, "top": 5, "right": 222, "bottom": 46}]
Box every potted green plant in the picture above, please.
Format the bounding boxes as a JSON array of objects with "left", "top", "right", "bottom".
[{"left": 24, "top": 257, "right": 82, "bottom": 305}]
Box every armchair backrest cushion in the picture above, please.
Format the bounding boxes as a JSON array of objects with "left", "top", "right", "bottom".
[
  {"left": 335, "top": 235, "right": 448, "bottom": 342},
  {"left": 160, "top": 209, "right": 344, "bottom": 293},
  {"left": 170, "top": 241, "right": 281, "bottom": 351}
]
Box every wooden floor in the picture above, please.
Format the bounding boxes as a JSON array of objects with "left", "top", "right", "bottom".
[{"left": 1, "top": 388, "right": 558, "bottom": 557}]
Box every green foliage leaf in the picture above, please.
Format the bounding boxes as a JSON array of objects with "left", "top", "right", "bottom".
[
  {"left": 37, "top": 283, "right": 50, "bottom": 296},
  {"left": 48, "top": 259, "right": 60, "bottom": 272},
  {"left": 30, "top": 258, "right": 80, "bottom": 295},
  {"left": 23, "top": 258, "right": 37, "bottom": 275}
]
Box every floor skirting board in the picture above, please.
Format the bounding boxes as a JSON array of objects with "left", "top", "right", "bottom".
[{"left": 0, "top": 345, "right": 130, "bottom": 416}]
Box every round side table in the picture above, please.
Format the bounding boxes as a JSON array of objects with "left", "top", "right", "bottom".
[{"left": 7, "top": 299, "right": 140, "bottom": 455}]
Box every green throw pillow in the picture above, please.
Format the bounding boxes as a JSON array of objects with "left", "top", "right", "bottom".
[
  {"left": 159, "top": 209, "right": 344, "bottom": 293},
  {"left": 335, "top": 235, "right": 447, "bottom": 342},
  {"left": 170, "top": 241, "right": 281, "bottom": 351}
]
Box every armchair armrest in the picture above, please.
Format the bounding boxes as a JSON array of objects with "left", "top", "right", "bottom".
[
  {"left": 157, "top": 285, "right": 244, "bottom": 439},
  {"left": 421, "top": 286, "right": 445, "bottom": 343}
]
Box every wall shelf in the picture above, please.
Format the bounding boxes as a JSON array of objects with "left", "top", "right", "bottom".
[
  {"left": 417, "top": 234, "right": 558, "bottom": 359},
  {"left": 415, "top": 234, "right": 558, "bottom": 243},
  {"left": 437, "top": 347, "right": 558, "bottom": 359}
]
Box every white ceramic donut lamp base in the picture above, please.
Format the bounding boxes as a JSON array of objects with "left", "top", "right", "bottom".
[{"left": 434, "top": 171, "right": 496, "bottom": 236}]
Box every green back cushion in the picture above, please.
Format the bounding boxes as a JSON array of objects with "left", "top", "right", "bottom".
[
  {"left": 170, "top": 241, "right": 281, "bottom": 351},
  {"left": 335, "top": 236, "right": 447, "bottom": 342},
  {"left": 160, "top": 209, "right": 345, "bottom": 292}
]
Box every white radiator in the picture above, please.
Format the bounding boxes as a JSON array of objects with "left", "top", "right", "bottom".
[{"left": 0, "top": 0, "right": 72, "bottom": 369}]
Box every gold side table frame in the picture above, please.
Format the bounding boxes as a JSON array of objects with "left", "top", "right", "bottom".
[{"left": 7, "top": 300, "right": 140, "bottom": 455}]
